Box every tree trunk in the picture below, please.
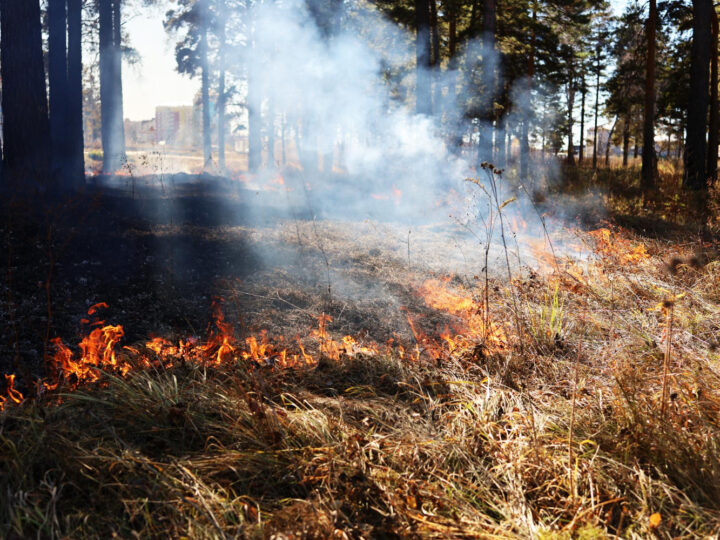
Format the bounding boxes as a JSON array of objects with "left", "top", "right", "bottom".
[
  {"left": 99, "top": 0, "right": 125, "bottom": 173},
  {"left": 48, "top": 0, "right": 69, "bottom": 183},
  {"left": 430, "top": 0, "right": 441, "bottom": 111},
  {"left": 579, "top": 72, "right": 586, "bottom": 164},
  {"left": 566, "top": 70, "right": 575, "bottom": 165},
  {"left": 605, "top": 117, "right": 617, "bottom": 168},
  {"left": 592, "top": 49, "right": 601, "bottom": 169},
  {"left": 112, "top": 0, "right": 125, "bottom": 164},
  {"left": 520, "top": 1, "right": 536, "bottom": 178},
  {"left": 415, "top": 0, "right": 431, "bottom": 115},
  {"left": 641, "top": 0, "right": 657, "bottom": 191},
  {"left": 707, "top": 7, "right": 718, "bottom": 184},
  {"left": 217, "top": 1, "right": 227, "bottom": 171},
  {"left": 0, "top": 0, "right": 51, "bottom": 190},
  {"left": 99, "top": 0, "right": 115, "bottom": 172},
  {"left": 67, "top": 0, "right": 85, "bottom": 187},
  {"left": 200, "top": 3, "right": 212, "bottom": 170},
  {"left": 267, "top": 98, "right": 276, "bottom": 169},
  {"left": 622, "top": 115, "right": 630, "bottom": 167},
  {"left": 477, "top": 0, "right": 496, "bottom": 165},
  {"left": 683, "top": 0, "right": 712, "bottom": 191}
]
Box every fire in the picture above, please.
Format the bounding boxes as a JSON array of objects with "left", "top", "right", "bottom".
[
  {"left": 588, "top": 227, "right": 649, "bottom": 265},
  {"left": 412, "top": 278, "right": 508, "bottom": 357},
  {"left": 0, "top": 278, "right": 513, "bottom": 410}
]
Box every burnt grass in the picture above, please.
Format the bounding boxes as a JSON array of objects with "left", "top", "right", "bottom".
[{"left": 0, "top": 173, "right": 454, "bottom": 382}]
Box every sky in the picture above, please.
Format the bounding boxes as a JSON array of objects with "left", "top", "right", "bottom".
[
  {"left": 121, "top": 0, "right": 630, "bottom": 122},
  {"left": 123, "top": 6, "right": 199, "bottom": 120}
]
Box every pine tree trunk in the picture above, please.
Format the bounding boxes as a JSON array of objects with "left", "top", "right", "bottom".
[
  {"left": 200, "top": 5, "right": 212, "bottom": 170},
  {"left": 217, "top": 1, "right": 227, "bottom": 171},
  {"left": 622, "top": 115, "right": 630, "bottom": 167},
  {"left": 683, "top": 0, "right": 711, "bottom": 192},
  {"left": 48, "top": 0, "right": 69, "bottom": 182},
  {"left": 68, "top": 0, "right": 85, "bottom": 187},
  {"left": 415, "top": 0, "right": 431, "bottom": 115},
  {"left": 520, "top": 2, "right": 536, "bottom": 178},
  {"left": 579, "top": 73, "right": 586, "bottom": 164},
  {"left": 605, "top": 117, "right": 617, "bottom": 167},
  {"left": 707, "top": 8, "right": 718, "bottom": 184},
  {"left": 0, "top": 0, "right": 51, "bottom": 190},
  {"left": 112, "top": 0, "right": 125, "bottom": 164},
  {"left": 592, "top": 51, "right": 600, "bottom": 169},
  {"left": 566, "top": 70, "right": 575, "bottom": 165},
  {"left": 641, "top": 0, "right": 657, "bottom": 191},
  {"left": 99, "top": 0, "right": 115, "bottom": 172},
  {"left": 477, "top": 0, "right": 496, "bottom": 165}
]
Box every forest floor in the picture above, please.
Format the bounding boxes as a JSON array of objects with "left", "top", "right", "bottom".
[{"left": 1, "top": 165, "right": 720, "bottom": 538}]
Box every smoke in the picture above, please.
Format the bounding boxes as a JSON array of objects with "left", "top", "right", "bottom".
[{"left": 223, "top": 0, "right": 574, "bottom": 271}]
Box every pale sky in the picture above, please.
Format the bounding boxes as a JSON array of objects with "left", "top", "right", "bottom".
[{"left": 123, "top": 7, "right": 199, "bottom": 121}]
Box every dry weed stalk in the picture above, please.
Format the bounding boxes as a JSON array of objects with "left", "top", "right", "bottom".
[{"left": 660, "top": 299, "right": 674, "bottom": 419}]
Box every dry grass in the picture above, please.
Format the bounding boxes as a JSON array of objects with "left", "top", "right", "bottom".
[{"left": 2, "top": 169, "right": 720, "bottom": 538}]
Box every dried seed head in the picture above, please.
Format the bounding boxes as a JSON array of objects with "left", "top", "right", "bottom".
[{"left": 666, "top": 256, "right": 683, "bottom": 275}]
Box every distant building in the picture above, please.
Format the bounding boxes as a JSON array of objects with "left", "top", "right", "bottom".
[
  {"left": 125, "top": 118, "right": 155, "bottom": 147},
  {"left": 155, "top": 105, "right": 196, "bottom": 148}
]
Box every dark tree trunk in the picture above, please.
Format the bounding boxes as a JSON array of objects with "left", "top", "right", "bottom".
[
  {"left": 99, "top": 0, "right": 125, "bottom": 173},
  {"left": 477, "top": 0, "right": 496, "bottom": 164},
  {"left": 67, "top": 0, "right": 85, "bottom": 186},
  {"left": 641, "top": 0, "right": 657, "bottom": 191},
  {"left": 99, "top": 0, "right": 113, "bottom": 171},
  {"left": 415, "top": 0, "right": 431, "bottom": 115},
  {"left": 429, "top": 0, "right": 441, "bottom": 111},
  {"left": 683, "top": 0, "right": 712, "bottom": 191},
  {"left": 605, "top": 117, "right": 617, "bottom": 168},
  {"left": 217, "top": 0, "right": 227, "bottom": 171},
  {"left": 592, "top": 49, "right": 601, "bottom": 169},
  {"left": 634, "top": 139, "right": 639, "bottom": 159},
  {"left": 579, "top": 72, "right": 586, "bottom": 164},
  {"left": 622, "top": 115, "right": 630, "bottom": 167},
  {"left": 520, "top": 2, "right": 536, "bottom": 178},
  {"left": 112, "top": 0, "right": 125, "bottom": 163},
  {"left": 0, "top": 0, "right": 51, "bottom": 190},
  {"left": 707, "top": 8, "right": 718, "bottom": 184},
  {"left": 48, "top": 0, "right": 69, "bottom": 183},
  {"left": 199, "top": 4, "right": 212, "bottom": 170},
  {"left": 566, "top": 70, "right": 575, "bottom": 165}
]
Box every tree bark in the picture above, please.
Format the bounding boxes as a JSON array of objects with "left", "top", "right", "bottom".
[
  {"left": 605, "top": 117, "right": 617, "bottom": 168},
  {"left": 0, "top": 0, "right": 51, "bottom": 190},
  {"left": 48, "top": 0, "right": 69, "bottom": 182},
  {"left": 199, "top": 1, "right": 212, "bottom": 170},
  {"left": 622, "top": 115, "right": 630, "bottom": 167},
  {"left": 579, "top": 72, "right": 586, "bottom": 164},
  {"left": 99, "top": 0, "right": 125, "bottom": 173},
  {"left": 641, "top": 0, "right": 657, "bottom": 191},
  {"left": 707, "top": 7, "right": 718, "bottom": 184},
  {"left": 217, "top": 1, "right": 227, "bottom": 171},
  {"left": 477, "top": 0, "right": 496, "bottom": 165},
  {"left": 683, "top": 0, "right": 712, "bottom": 191},
  {"left": 112, "top": 0, "right": 126, "bottom": 164},
  {"left": 68, "top": 0, "right": 85, "bottom": 187},
  {"left": 520, "top": 1, "right": 536, "bottom": 178},
  {"left": 415, "top": 0, "right": 432, "bottom": 115},
  {"left": 592, "top": 49, "right": 601, "bottom": 169},
  {"left": 566, "top": 70, "right": 575, "bottom": 165}
]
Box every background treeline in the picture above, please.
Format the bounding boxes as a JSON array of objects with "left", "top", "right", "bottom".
[{"left": 0, "top": 0, "right": 717, "bottom": 199}]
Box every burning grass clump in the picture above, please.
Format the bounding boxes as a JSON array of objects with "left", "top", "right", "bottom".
[{"left": 2, "top": 214, "right": 720, "bottom": 537}]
